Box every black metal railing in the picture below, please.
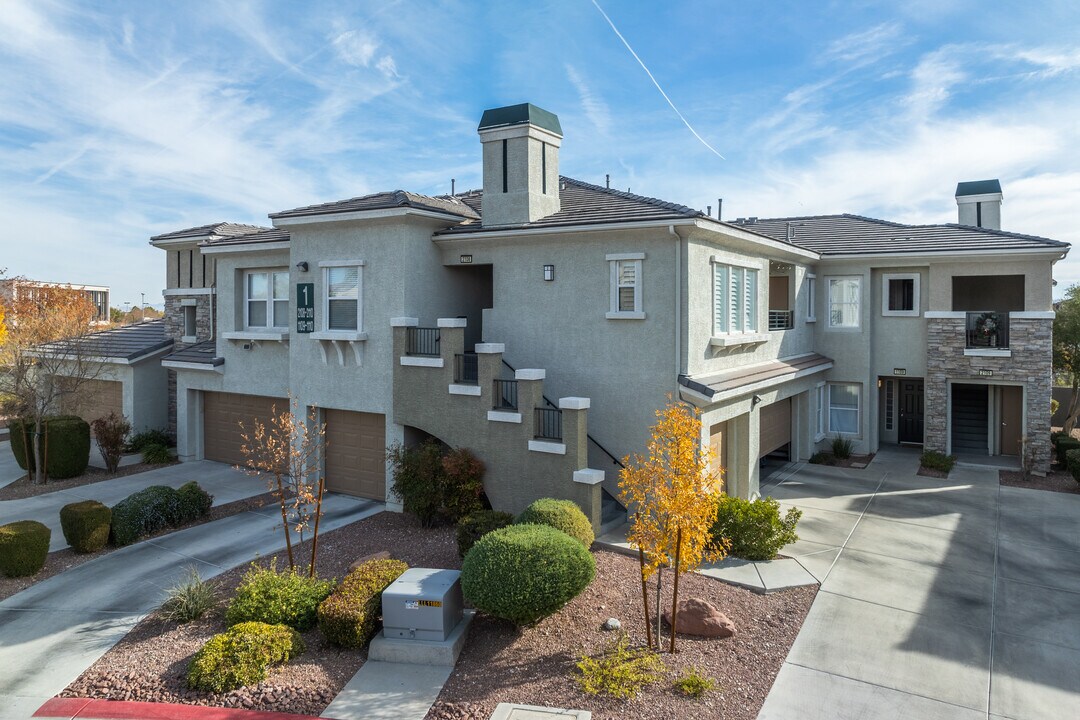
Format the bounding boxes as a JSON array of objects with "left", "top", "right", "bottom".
[
  {"left": 768, "top": 309, "right": 794, "bottom": 331},
  {"left": 965, "top": 311, "right": 1009, "bottom": 349},
  {"left": 406, "top": 327, "right": 440, "bottom": 356},
  {"left": 534, "top": 407, "right": 563, "bottom": 441},
  {"left": 454, "top": 353, "right": 478, "bottom": 384},
  {"left": 492, "top": 379, "right": 518, "bottom": 410}
]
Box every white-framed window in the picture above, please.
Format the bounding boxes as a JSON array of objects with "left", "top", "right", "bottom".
[
  {"left": 244, "top": 269, "right": 289, "bottom": 330},
  {"left": 713, "top": 262, "right": 759, "bottom": 334},
  {"left": 806, "top": 274, "right": 817, "bottom": 322},
  {"left": 828, "top": 383, "right": 860, "bottom": 435},
  {"left": 815, "top": 382, "right": 827, "bottom": 439},
  {"left": 828, "top": 276, "right": 861, "bottom": 329},
  {"left": 882, "top": 273, "right": 920, "bottom": 317},
  {"left": 183, "top": 305, "right": 197, "bottom": 338},
  {"left": 606, "top": 253, "right": 644, "bottom": 319},
  {"left": 323, "top": 263, "right": 362, "bottom": 331}
]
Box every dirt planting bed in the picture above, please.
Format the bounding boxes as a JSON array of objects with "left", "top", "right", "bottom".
[{"left": 1000, "top": 469, "right": 1080, "bottom": 495}]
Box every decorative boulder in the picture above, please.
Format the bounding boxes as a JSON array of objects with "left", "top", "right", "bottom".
[{"left": 662, "top": 597, "right": 736, "bottom": 638}]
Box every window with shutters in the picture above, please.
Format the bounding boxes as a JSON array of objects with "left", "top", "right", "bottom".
[
  {"left": 322, "top": 264, "right": 362, "bottom": 332},
  {"left": 712, "top": 262, "right": 759, "bottom": 335},
  {"left": 244, "top": 269, "right": 289, "bottom": 330},
  {"left": 606, "top": 253, "right": 645, "bottom": 319}
]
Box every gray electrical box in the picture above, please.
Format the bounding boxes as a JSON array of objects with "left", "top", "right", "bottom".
[{"left": 382, "top": 568, "right": 464, "bottom": 642}]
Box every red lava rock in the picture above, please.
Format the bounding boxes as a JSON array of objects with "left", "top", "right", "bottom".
[{"left": 663, "top": 596, "right": 737, "bottom": 638}]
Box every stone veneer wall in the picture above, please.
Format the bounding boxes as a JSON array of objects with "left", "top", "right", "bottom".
[
  {"left": 163, "top": 294, "right": 215, "bottom": 440},
  {"left": 925, "top": 317, "right": 1052, "bottom": 472}
]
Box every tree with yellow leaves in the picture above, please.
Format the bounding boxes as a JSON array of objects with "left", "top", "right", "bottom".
[
  {"left": 239, "top": 398, "right": 328, "bottom": 577},
  {"left": 619, "top": 397, "right": 728, "bottom": 653}
]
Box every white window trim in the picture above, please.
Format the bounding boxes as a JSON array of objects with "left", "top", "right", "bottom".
[
  {"left": 183, "top": 304, "right": 197, "bottom": 338},
  {"left": 806, "top": 274, "right": 817, "bottom": 322},
  {"left": 827, "top": 382, "right": 861, "bottom": 436},
  {"left": 322, "top": 262, "right": 364, "bottom": 333},
  {"left": 243, "top": 268, "right": 289, "bottom": 331},
  {"left": 607, "top": 254, "right": 644, "bottom": 319},
  {"left": 711, "top": 259, "right": 760, "bottom": 336},
  {"left": 815, "top": 381, "right": 826, "bottom": 441},
  {"left": 827, "top": 275, "right": 862, "bottom": 330},
  {"left": 882, "top": 272, "right": 921, "bottom": 317}
]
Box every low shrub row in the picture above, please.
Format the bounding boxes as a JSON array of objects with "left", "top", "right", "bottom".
[
  {"left": 317, "top": 559, "right": 409, "bottom": 647},
  {"left": 110, "top": 482, "right": 212, "bottom": 546},
  {"left": 920, "top": 450, "right": 957, "bottom": 473}
]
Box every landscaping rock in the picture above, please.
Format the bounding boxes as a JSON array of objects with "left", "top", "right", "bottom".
[
  {"left": 348, "top": 550, "right": 391, "bottom": 572},
  {"left": 662, "top": 597, "right": 737, "bottom": 638},
  {"left": 602, "top": 617, "right": 621, "bottom": 631}
]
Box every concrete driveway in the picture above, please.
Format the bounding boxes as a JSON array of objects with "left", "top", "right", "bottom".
[
  {"left": 0, "top": 461, "right": 268, "bottom": 551},
  {"left": 759, "top": 447, "right": 1080, "bottom": 720},
  {"left": 0, "top": 441, "right": 24, "bottom": 490}
]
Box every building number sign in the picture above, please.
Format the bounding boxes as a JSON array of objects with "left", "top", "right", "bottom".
[{"left": 296, "top": 283, "right": 315, "bottom": 333}]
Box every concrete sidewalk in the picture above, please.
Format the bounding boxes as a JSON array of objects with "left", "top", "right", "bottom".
[
  {"left": 759, "top": 447, "right": 1080, "bottom": 720},
  {"left": 0, "top": 461, "right": 267, "bottom": 551},
  {"left": 0, "top": 441, "right": 23, "bottom": 490},
  {"left": 0, "top": 494, "right": 384, "bottom": 719}
]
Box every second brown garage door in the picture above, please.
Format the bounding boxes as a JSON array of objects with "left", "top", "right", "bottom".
[
  {"left": 324, "top": 409, "right": 386, "bottom": 500},
  {"left": 758, "top": 397, "right": 792, "bottom": 458},
  {"left": 203, "top": 392, "right": 287, "bottom": 465},
  {"left": 61, "top": 378, "right": 123, "bottom": 425}
]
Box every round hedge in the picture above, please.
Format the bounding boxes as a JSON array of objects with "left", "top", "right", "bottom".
[
  {"left": 60, "top": 500, "right": 112, "bottom": 553},
  {"left": 0, "top": 520, "right": 51, "bottom": 577},
  {"left": 110, "top": 485, "right": 182, "bottom": 546},
  {"left": 177, "top": 482, "right": 214, "bottom": 523},
  {"left": 461, "top": 524, "right": 595, "bottom": 625},
  {"left": 515, "top": 498, "right": 594, "bottom": 548},
  {"left": 8, "top": 416, "right": 91, "bottom": 479}
]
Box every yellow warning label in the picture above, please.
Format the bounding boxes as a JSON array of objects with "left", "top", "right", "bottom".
[{"left": 417, "top": 600, "right": 442, "bottom": 608}]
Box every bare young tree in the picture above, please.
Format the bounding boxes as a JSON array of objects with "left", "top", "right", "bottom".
[{"left": 0, "top": 278, "right": 104, "bottom": 484}]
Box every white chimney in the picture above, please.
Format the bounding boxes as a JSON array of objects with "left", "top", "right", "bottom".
[
  {"left": 955, "top": 179, "right": 1002, "bottom": 230},
  {"left": 478, "top": 103, "right": 562, "bottom": 226}
]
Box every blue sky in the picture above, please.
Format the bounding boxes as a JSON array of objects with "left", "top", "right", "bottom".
[{"left": 2, "top": 0, "right": 1079, "bottom": 309}]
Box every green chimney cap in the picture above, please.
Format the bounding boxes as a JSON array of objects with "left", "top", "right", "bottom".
[
  {"left": 955, "top": 179, "right": 1002, "bottom": 197},
  {"left": 478, "top": 103, "right": 562, "bottom": 136}
]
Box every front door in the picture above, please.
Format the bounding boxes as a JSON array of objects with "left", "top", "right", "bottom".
[
  {"left": 899, "top": 380, "right": 924, "bottom": 444},
  {"left": 999, "top": 385, "right": 1023, "bottom": 456}
]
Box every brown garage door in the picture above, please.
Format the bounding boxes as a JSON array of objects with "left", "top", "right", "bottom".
[
  {"left": 61, "top": 378, "right": 123, "bottom": 424},
  {"left": 324, "top": 409, "right": 386, "bottom": 500},
  {"left": 203, "top": 392, "right": 286, "bottom": 465},
  {"left": 758, "top": 397, "right": 792, "bottom": 458},
  {"left": 709, "top": 421, "right": 728, "bottom": 493}
]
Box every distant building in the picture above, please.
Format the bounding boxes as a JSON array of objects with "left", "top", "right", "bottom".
[{"left": 0, "top": 279, "right": 110, "bottom": 325}]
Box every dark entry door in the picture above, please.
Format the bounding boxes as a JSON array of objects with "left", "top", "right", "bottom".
[{"left": 899, "top": 380, "right": 924, "bottom": 444}]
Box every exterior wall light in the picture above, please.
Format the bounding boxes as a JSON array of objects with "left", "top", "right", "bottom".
[
  {"left": 543, "top": 264, "right": 555, "bottom": 281},
  {"left": 296, "top": 261, "right": 309, "bottom": 272},
  {"left": 751, "top": 394, "right": 763, "bottom": 408}
]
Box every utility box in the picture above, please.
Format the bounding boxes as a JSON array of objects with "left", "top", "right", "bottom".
[{"left": 382, "top": 568, "right": 464, "bottom": 642}]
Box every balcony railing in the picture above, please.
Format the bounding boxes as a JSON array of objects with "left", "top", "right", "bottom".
[
  {"left": 406, "top": 327, "right": 440, "bottom": 356},
  {"left": 492, "top": 379, "right": 518, "bottom": 410},
  {"left": 534, "top": 407, "right": 563, "bottom": 441},
  {"left": 453, "top": 353, "right": 478, "bottom": 384},
  {"left": 965, "top": 311, "right": 1009, "bottom": 349},
  {"left": 768, "top": 309, "right": 794, "bottom": 331}
]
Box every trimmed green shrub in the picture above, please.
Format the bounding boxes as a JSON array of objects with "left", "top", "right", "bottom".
[
  {"left": 127, "top": 428, "right": 171, "bottom": 453},
  {"left": 387, "top": 441, "right": 487, "bottom": 527},
  {"left": 8, "top": 416, "right": 90, "bottom": 479},
  {"left": 461, "top": 524, "right": 595, "bottom": 625},
  {"left": 515, "top": 498, "right": 594, "bottom": 548},
  {"left": 110, "top": 485, "right": 182, "bottom": 546},
  {"left": 225, "top": 562, "right": 334, "bottom": 631},
  {"left": 177, "top": 482, "right": 214, "bottom": 523},
  {"left": 186, "top": 621, "right": 303, "bottom": 693},
  {"left": 0, "top": 520, "right": 51, "bottom": 577},
  {"left": 59, "top": 500, "right": 111, "bottom": 553},
  {"left": 440, "top": 447, "right": 486, "bottom": 522},
  {"left": 1066, "top": 448, "right": 1080, "bottom": 485},
  {"left": 831, "top": 436, "right": 853, "bottom": 460},
  {"left": 920, "top": 450, "right": 957, "bottom": 473},
  {"left": 160, "top": 566, "right": 217, "bottom": 623},
  {"left": 1057, "top": 437, "right": 1080, "bottom": 465},
  {"left": 318, "top": 558, "right": 409, "bottom": 647},
  {"left": 142, "top": 443, "right": 172, "bottom": 464},
  {"left": 710, "top": 496, "right": 801, "bottom": 561},
  {"left": 456, "top": 510, "right": 514, "bottom": 558},
  {"left": 90, "top": 411, "right": 130, "bottom": 474}
]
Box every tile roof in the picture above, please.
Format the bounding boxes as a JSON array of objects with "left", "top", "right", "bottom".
[
  {"left": 35, "top": 320, "right": 172, "bottom": 363},
  {"left": 162, "top": 340, "right": 223, "bottom": 366},
  {"left": 434, "top": 176, "right": 703, "bottom": 235},
  {"left": 734, "top": 214, "right": 1069, "bottom": 256},
  {"left": 270, "top": 191, "right": 481, "bottom": 221},
  {"left": 150, "top": 222, "right": 271, "bottom": 242},
  {"left": 680, "top": 353, "right": 834, "bottom": 400},
  {"left": 201, "top": 228, "right": 290, "bottom": 247}
]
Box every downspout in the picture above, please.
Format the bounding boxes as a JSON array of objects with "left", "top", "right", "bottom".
[{"left": 669, "top": 224, "right": 682, "bottom": 396}]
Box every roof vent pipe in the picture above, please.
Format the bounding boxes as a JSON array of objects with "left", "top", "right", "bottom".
[
  {"left": 451, "top": 179, "right": 456, "bottom": 196},
  {"left": 707, "top": 205, "right": 711, "bottom": 217},
  {"left": 717, "top": 198, "right": 722, "bottom": 220},
  {"left": 605, "top": 174, "right": 610, "bottom": 189}
]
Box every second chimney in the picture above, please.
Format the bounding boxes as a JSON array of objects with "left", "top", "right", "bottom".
[
  {"left": 477, "top": 103, "right": 562, "bottom": 226},
  {"left": 955, "top": 179, "right": 1002, "bottom": 230}
]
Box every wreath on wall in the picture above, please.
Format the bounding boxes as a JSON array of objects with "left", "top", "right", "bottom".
[{"left": 975, "top": 312, "right": 999, "bottom": 338}]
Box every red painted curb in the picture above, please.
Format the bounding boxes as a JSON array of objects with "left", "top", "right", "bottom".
[{"left": 34, "top": 697, "right": 327, "bottom": 720}]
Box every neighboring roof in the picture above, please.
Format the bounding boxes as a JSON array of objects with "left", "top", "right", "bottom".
[
  {"left": 735, "top": 214, "right": 1069, "bottom": 256},
  {"left": 201, "top": 228, "right": 290, "bottom": 248},
  {"left": 435, "top": 176, "right": 703, "bottom": 235},
  {"left": 35, "top": 320, "right": 172, "bottom": 363},
  {"left": 478, "top": 103, "right": 562, "bottom": 136},
  {"left": 270, "top": 191, "right": 481, "bottom": 221},
  {"left": 680, "top": 353, "right": 834, "bottom": 401},
  {"left": 162, "top": 340, "right": 223, "bottom": 367},
  {"left": 150, "top": 222, "right": 271, "bottom": 242},
  {"left": 956, "top": 180, "right": 1002, "bottom": 197}
]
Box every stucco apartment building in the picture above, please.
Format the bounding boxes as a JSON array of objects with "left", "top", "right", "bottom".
[{"left": 68, "top": 103, "right": 1066, "bottom": 531}]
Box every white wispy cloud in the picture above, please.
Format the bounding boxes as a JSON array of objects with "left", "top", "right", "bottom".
[
  {"left": 825, "top": 22, "right": 907, "bottom": 66},
  {"left": 565, "top": 64, "right": 611, "bottom": 136}
]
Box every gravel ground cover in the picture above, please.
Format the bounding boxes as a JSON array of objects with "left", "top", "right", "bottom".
[
  {"left": 0, "top": 459, "right": 177, "bottom": 501},
  {"left": 0, "top": 492, "right": 277, "bottom": 601},
  {"left": 61, "top": 510, "right": 815, "bottom": 719},
  {"left": 1000, "top": 469, "right": 1080, "bottom": 495}
]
